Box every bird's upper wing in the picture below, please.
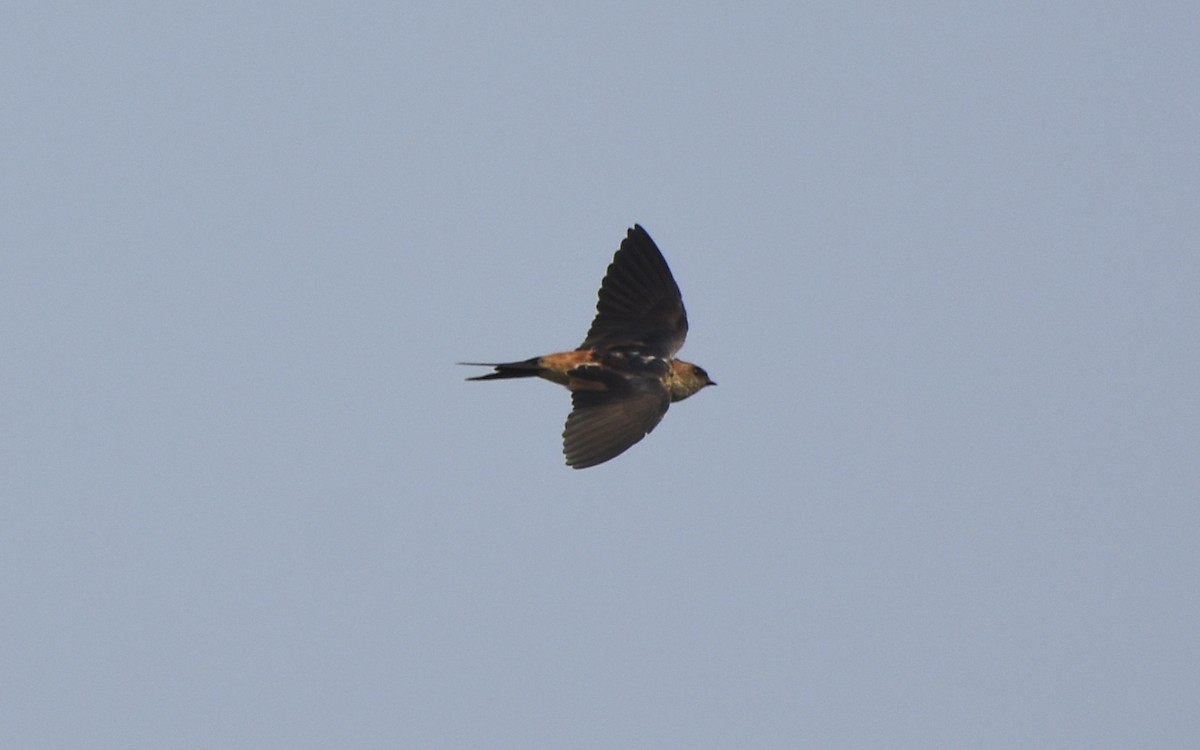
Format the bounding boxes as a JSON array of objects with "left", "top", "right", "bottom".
[
  {"left": 579, "top": 225, "right": 688, "bottom": 357},
  {"left": 561, "top": 367, "right": 670, "bottom": 469}
]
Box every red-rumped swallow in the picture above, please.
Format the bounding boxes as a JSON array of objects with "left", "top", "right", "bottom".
[{"left": 463, "top": 224, "right": 715, "bottom": 469}]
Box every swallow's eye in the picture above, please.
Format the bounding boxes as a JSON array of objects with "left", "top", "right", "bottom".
[{"left": 694, "top": 367, "right": 707, "bottom": 379}]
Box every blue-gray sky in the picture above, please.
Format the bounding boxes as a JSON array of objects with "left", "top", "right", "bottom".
[{"left": 4, "top": 2, "right": 1198, "bottom": 747}]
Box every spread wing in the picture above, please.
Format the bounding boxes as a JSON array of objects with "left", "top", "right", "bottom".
[
  {"left": 561, "top": 370, "right": 671, "bottom": 469},
  {"left": 579, "top": 225, "right": 688, "bottom": 357}
]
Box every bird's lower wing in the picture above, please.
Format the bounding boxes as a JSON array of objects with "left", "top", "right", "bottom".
[{"left": 562, "top": 376, "right": 670, "bottom": 469}]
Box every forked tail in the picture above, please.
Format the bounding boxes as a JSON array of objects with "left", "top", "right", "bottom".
[{"left": 460, "top": 357, "right": 542, "bottom": 381}]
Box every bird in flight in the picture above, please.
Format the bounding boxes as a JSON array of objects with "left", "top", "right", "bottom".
[{"left": 463, "top": 224, "right": 715, "bottom": 469}]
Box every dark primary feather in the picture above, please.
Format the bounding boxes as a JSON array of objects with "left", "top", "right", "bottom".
[{"left": 579, "top": 225, "right": 688, "bottom": 358}]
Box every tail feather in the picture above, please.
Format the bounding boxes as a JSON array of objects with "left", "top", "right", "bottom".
[{"left": 460, "top": 357, "right": 542, "bottom": 381}]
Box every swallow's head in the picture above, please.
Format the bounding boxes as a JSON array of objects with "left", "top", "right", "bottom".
[{"left": 667, "top": 360, "right": 716, "bottom": 402}]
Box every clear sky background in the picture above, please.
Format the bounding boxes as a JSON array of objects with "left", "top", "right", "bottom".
[{"left": 4, "top": 3, "right": 1198, "bottom": 748}]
